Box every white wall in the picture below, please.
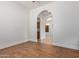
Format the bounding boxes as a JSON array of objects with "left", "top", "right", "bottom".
[
  {"left": 53, "top": 1, "right": 79, "bottom": 50},
  {"left": 0, "top": 1, "right": 29, "bottom": 49},
  {"left": 29, "top": 1, "right": 79, "bottom": 50}
]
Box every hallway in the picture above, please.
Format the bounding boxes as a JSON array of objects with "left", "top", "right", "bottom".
[{"left": 0, "top": 41, "right": 79, "bottom": 58}]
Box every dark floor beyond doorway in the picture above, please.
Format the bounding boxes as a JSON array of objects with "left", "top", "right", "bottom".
[{"left": 0, "top": 41, "right": 79, "bottom": 58}]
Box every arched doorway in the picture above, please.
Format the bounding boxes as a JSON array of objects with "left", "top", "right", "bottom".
[{"left": 37, "top": 10, "right": 53, "bottom": 44}]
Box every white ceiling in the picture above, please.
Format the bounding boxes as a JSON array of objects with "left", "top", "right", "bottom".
[{"left": 17, "top": 1, "right": 53, "bottom": 10}]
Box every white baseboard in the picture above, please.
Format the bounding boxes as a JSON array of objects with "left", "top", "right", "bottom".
[
  {"left": 53, "top": 42, "right": 79, "bottom": 50},
  {"left": 0, "top": 39, "right": 29, "bottom": 49}
]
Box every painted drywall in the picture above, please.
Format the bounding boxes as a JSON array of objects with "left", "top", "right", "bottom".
[
  {"left": 53, "top": 1, "right": 79, "bottom": 50},
  {"left": 0, "top": 1, "right": 29, "bottom": 49},
  {"left": 29, "top": 1, "right": 79, "bottom": 50}
]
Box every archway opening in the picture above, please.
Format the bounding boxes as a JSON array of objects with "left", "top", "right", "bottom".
[{"left": 37, "top": 10, "right": 53, "bottom": 44}]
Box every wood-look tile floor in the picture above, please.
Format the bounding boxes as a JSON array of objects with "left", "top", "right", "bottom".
[{"left": 0, "top": 41, "right": 79, "bottom": 58}]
